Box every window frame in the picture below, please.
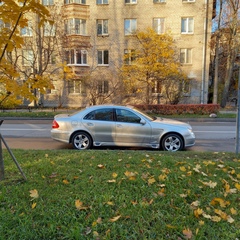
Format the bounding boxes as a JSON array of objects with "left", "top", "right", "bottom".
[
  {"left": 64, "top": 18, "right": 87, "bottom": 35},
  {"left": 181, "top": 17, "right": 194, "bottom": 34},
  {"left": 96, "top": 0, "right": 109, "bottom": 4},
  {"left": 182, "top": 0, "right": 195, "bottom": 2},
  {"left": 97, "top": 50, "right": 109, "bottom": 65},
  {"left": 97, "top": 80, "right": 109, "bottom": 94},
  {"left": 22, "top": 49, "right": 34, "bottom": 66},
  {"left": 180, "top": 48, "right": 192, "bottom": 64},
  {"left": 97, "top": 19, "right": 108, "bottom": 36},
  {"left": 153, "top": 0, "right": 166, "bottom": 3},
  {"left": 125, "top": 0, "right": 137, "bottom": 4},
  {"left": 64, "top": 0, "right": 86, "bottom": 4},
  {"left": 42, "top": 0, "right": 54, "bottom": 5},
  {"left": 124, "top": 49, "right": 136, "bottom": 65},
  {"left": 65, "top": 49, "right": 88, "bottom": 65},
  {"left": 21, "top": 22, "right": 33, "bottom": 37},
  {"left": 124, "top": 19, "right": 137, "bottom": 35},
  {"left": 153, "top": 18, "right": 165, "bottom": 34},
  {"left": 68, "top": 80, "right": 86, "bottom": 94}
]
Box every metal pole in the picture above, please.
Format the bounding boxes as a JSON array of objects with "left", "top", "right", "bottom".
[{"left": 236, "top": 67, "right": 240, "bottom": 154}]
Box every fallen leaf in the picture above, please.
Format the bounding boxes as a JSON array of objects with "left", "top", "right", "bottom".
[
  {"left": 75, "top": 200, "right": 88, "bottom": 210},
  {"left": 230, "top": 207, "right": 237, "bottom": 215},
  {"left": 107, "top": 179, "right": 116, "bottom": 183},
  {"left": 210, "top": 198, "right": 230, "bottom": 208},
  {"left": 109, "top": 215, "right": 121, "bottom": 222},
  {"left": 31, "top": 202, "right": 37, "bottom": 209},
  {"left": 180, "top": 166, "right": 187, "bottom": 172},
  {"left": 124, "top": 171, "right": 137, "bottom": 180},
  {"left": 63, "top": 179, "right": 69, "bottom": 184},
  {"left": 211, "top": 216, "right": 221, "bottom": 222},
  {"left": 29, "top": 189, "right": 39, "bottom": 199},
  {"left": 97, "top": 164, "right": 105, "bottom": 169},
  {"left": 183, "top": 228, "right": 193, "bottom": 239},
  {"left": 214, "top": 209, "right": 228, "bottom": 220},
  {"left": 227, "top": 215, "right": 235, "bottom": 223},
  {"left": 194, "top": 208, "right": 203, "bottom": 218},
  {"left": 235, "top": 183, "right": 240, "bottom": 190},
  {"left": 148, "top": 177, "right": 156, "bottom": 185},
  {"left": 112, "top": 172, "right": 118, "bottom": 178},
  {"left": 191, "top": 200, "right": 200, "bottom": 208}
]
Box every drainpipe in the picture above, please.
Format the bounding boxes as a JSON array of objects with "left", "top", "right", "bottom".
[{"left": 201, "top": 0, "right": 209, "bottom": 104}]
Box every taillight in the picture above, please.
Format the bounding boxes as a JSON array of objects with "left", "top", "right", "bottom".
[{"left": 52, "top": 120, "right": 59, "bottom": 129}]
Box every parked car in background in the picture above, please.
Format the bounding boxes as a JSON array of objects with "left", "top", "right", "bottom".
[{"left": 51, "top": 105, "right": 195, "bottom": 152}]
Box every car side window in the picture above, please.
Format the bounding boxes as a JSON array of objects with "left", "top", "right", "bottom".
[
  {"left": 84, "top": 108, "right": 113, "bottom": 121},
  {"left": 116, "top": 109, "right": 141, "bottom": 123}
]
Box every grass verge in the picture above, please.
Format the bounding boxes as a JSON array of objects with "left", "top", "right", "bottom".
[{"left": 0, "top": 150, "right": 239, "bottom": 239}]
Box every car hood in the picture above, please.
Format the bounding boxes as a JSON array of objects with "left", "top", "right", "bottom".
[{"left": 153, "top": 117, "right": 191, "bottom": 128}]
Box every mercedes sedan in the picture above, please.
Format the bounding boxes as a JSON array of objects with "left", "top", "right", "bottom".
[{"left": 51, "top": 105, "right": 195, "bottom": 152}]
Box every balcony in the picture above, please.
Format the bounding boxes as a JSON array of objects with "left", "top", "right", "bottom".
[{"left": 62, "top": 3, "right": 89, "bottom": 19}]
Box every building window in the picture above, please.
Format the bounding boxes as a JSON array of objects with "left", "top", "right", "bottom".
[
  {"left": 124, "top": 19, "right": 137, "bottom": 35},
  {"left": 180, "top": 48, "right": 192, "bottom": 64},
  {"left": 42, "top": 0, "right": 54, "bottom": 5},
  {"left": 124, "top": 49, "right": 135, "bottom": 65},
  {"left": 68, "top": 80, "right": 86, "bottom": 94},
  {"left": 125, "top": 0, "right": 137, "bottom": 4},
  {"left": 181, "top": 17, "right": 194, "bottom": 34},
  {"left": 64, "top": 18, "right": 86, "bottom": 35},
  {"left": 21, "top": 22, "right": 33, "bottom": 36},
  {"left": 0, "top": 20, "right": 10, "bottom": 30},
  {"left": 97, "top": 19, "right": 108, "bottom": 35},
  {"left": 153, "top": 0, "right": 166, "bottom": 3},
  {"left": 98, "top": 80, "right": 109, "bottom": 94},
  {"left": 22, "top": 50, "right": 34, "bottom": 66},
  {"left": 97, "top": 50, "right": 109, "bottom": 65},
  {"left": 153, "top": 18, "right": 165, "bottom": 34},
  {"left": 43, "top": 22, "right": 56, "bottom": 36},
  {"left": 97, "top": 0, "right": 108, "bottom": 4},
  {"left": 152, "top": 80, "right": 162, "bottom": 94},
  {"left": 44, "top": 50, "right": 56, "bottom": 64},
  {"left": 65, "top": 49, "right": 88, "bottom": 65},
  {"left": 182, "top": 0, "right": 195, "bottom": 2},
  {"left": 64, "top": 0, "right": 86, "bottom": 4}
]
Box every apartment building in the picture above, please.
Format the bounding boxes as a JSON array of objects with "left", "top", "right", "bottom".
[{"left": 24, "top": 0, "right": 215, "bottom": 107}]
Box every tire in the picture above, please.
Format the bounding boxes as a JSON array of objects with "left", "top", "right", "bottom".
[
  {"left": 72, "top": 132, "right": 92, "bottom": 150},
  {"left": 161, "top": 133, "right": 184, "bottom": 152}
]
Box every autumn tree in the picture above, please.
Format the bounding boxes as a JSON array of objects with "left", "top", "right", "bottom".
[
  {"left": 0, "top": 0, "right": 52, "bottom": 107},
  {"left": 211, "top": 0, "right": 240, "bottom": 107},
  {"left": 120, "top": 28, "right": 188, "bottom": 105}
]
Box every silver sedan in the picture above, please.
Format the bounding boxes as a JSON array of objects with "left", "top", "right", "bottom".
[{"left": 51, "top": 105, "right": 195, "bottom": 152}]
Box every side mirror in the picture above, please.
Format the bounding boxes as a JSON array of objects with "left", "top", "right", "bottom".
[{"left": 140, "top": 119, "right": 146, "bottom": 125}]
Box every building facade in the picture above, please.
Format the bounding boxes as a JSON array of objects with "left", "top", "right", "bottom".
[{"left": 23, "top": 0, "right": 215, "bottom": 107}]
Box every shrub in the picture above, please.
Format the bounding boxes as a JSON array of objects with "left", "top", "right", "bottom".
[{"left": 132, "top": 104, "right": 220, "bottom": 115}]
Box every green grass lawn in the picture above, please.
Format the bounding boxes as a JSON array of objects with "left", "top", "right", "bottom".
[{"left": 0, "top": 150, "right": 239, "bottom": 239}]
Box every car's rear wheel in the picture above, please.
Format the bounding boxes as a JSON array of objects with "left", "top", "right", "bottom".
[
  {"left": 72, "top": 132, "right": 92, "bottom": 150},
  {"left": 161, "top": 133, "right": 184, "bottom": 152}
]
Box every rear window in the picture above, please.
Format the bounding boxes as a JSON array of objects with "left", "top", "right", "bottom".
[{"left": 84, "top": 108, "right": 113, "bottom": 121}]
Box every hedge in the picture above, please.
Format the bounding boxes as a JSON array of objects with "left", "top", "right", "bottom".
[{"left": 132, "top": 104, "right": 220, "bottom": 115}]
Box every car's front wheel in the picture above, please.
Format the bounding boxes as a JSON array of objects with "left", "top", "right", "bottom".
[
  {"left": 161, "top": 133, "right": 184, "bottom": 152},
  {"left": 72, "top": 132, "right": 92, "bottom": 150}
]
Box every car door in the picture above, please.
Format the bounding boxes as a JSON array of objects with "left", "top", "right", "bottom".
[
  {"left": 82, "top": 108, "right": 115, "bottom": 143},
  {"left": 114, "top": 108, "right": 152, "bottom": 145}
]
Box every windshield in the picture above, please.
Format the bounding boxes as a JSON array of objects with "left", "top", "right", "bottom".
[{"left": 133, "top": 108, "right": 156, "bottom": 121}]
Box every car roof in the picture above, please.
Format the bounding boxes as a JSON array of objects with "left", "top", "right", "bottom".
[{"left": 85, "top": 105, "right": 134, "bottom": 110}]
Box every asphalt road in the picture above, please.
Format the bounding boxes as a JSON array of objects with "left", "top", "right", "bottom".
[{"left": 0, "top": 118, "right": 237, "bottom": 153}]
